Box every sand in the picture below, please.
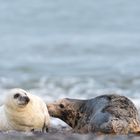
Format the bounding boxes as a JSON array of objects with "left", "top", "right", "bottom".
[
  {"left": 0, "top": 131, "right": 139, "bottom": 140},
  {"left": 0, "top": 125, "right": 139, "bottom": 140}
]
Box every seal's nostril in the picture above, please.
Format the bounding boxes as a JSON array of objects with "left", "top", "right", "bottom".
[
  {"left": 21, "top": 96, "right": 30, "bottom": 103},
  {"left": 25, "top": 96, "right": 30, "bottom": 103}
]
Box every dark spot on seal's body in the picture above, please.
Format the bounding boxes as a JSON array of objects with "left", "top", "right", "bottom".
[
  {"left": 61, "top": 110, "right": 69, "bottom": 121},
  {"left": 31, "top": 128, "right": 34, "bottom": 132},
  {"left": 60, "top": 109, "right": 76, "bottom": 127}
]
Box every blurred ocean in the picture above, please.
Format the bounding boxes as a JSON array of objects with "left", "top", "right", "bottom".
[{"left": 0, "top": 0, "right": 140, "bottom": 125}]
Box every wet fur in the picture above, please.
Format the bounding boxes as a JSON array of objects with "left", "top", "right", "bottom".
[{"left": 47, "top": 94, "right": 140, "bottom": 134}]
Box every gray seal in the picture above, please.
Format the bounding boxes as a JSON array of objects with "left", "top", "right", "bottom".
[{"left": 47, "top": 94, "right": 140, "bottom": 134}]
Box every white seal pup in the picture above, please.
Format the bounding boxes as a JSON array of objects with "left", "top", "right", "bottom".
[
  {"left": 47, "top": 94, "right": 140, "bottom": 134},
  {"left": 0, "top": 88, "right": 50, "bottom": 132}
]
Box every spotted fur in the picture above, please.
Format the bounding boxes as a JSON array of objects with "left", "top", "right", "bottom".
[{"left": 47, "top": 94, "right": 140, "bottom": 134}]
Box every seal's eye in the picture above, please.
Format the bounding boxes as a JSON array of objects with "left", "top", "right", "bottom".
[
  {"left": 14, "top": 93, "right": 20, "bottom": 99},
  {"left": 59, "top": 104, "right": 64, "bottom": 108}
]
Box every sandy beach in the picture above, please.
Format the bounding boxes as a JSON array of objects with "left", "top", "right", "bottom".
[{"left": 0, "top": 131, "right": 139, "bottom": 140}]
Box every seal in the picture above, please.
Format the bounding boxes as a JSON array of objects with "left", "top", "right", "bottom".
[
  {"left": 0, "top": 88, "right": 50, "bottom": 132},
  {"left": 47, "top": 94, "right": 140, "bottom": 134}
]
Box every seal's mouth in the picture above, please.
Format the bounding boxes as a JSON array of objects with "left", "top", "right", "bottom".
[
  {"left": 47, "top": 104, "right": 59, "bottom": 117},
  {"left": 47, "top": 104, "right": 54, "bottom": 116},
  {"left": 18, "top": 96, "right": 30, "bottom": 106}
]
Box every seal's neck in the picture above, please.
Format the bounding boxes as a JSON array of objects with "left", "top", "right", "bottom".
[{"left": 64, "top": 99, "right": 87, "bottom": 128}]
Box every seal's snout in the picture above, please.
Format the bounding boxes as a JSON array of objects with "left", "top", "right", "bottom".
[
  {"left": 22, "top": 96, "right": 30, "bottom": 103},
  {"left": 47, "top": 103, "right": 54, "bottom": 110},
  {"left": 19, "top": 96, "right": 30, "bottom": 105},
  {"left": 47, "top": 104, "right": 50, "bottom": 108},
  {"left": 23, "top": 96, "right": 30, "bottom": 103},
  {"left": 47, "top": 103, "right": 58, "bottom": 117},
  {"left": 47, "top": 104, "right": 53, "bottom": 115}
]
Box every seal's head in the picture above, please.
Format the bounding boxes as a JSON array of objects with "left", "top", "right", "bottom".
[
  {"left": 5, "top": 88, "right": 30, "bottom": 109},
  {"left": 47, "top": 98, "right": 84, "bottom": 128}
]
